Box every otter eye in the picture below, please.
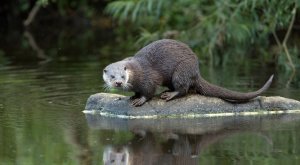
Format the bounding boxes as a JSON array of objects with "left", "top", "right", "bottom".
[
  {"left": 121, "top": 75, "right": 125, "bottom": 79},
  {"left": 103, "top": 69, "right": 107, "bottom": 73},
  {"left": 124, "top": 67, "right": 127, "bottom": 70},
  {"left": 111, "top": 75, "right": 115, "bottom": 79}
]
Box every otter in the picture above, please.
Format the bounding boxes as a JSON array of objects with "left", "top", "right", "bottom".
[{"left": 103, "top": 39, "right": 273, "bottom": 106}]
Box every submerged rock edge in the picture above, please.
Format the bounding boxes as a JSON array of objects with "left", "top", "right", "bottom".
[
  {"left": 84, "top": 93, "right": 300, "bottom": 119},
  {"left": 82, "top": 109, "right": 300, "bottom": 119}
]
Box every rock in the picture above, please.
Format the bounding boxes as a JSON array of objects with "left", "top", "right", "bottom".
[{"left": 83, "top": 93, "right": 300, "bottom": 118}]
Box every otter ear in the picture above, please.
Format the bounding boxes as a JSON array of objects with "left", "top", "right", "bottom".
[
  {"left": 124, "top": 67, "right": 127, "bottom": 71},
  {"left": 103, "top": 69, "right": 107, "bottom": 73}
]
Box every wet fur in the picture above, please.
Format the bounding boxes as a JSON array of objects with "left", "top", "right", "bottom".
[{"left": 103, "top": 39, "right": 273, "bottom": 106}]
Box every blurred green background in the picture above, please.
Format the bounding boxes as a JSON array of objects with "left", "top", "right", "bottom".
[{"left": 0, "top": 0, "right": 300, "bottom": 68}]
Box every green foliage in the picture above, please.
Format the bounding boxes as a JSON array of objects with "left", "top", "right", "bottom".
[
  {"left": 105, "top": 0, "right": 299, "bottom": 65},
  {"left": 38, "top": 0, "right": 50, "bottom": 6},
  {"left": 105, "top": 0, "right": 165, "bottom": 23}
]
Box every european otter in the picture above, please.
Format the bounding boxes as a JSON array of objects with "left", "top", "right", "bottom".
[{"left": 103, "top": 39, "right": 273, "bottom": 106}]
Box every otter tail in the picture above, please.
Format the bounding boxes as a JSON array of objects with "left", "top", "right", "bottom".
[{"left": 197, "top": 75, "right": 274, "bottom": 102}]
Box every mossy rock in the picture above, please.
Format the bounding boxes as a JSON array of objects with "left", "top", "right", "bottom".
[{"left": 83, "top": 93, "right": 300, "bottom": 119}]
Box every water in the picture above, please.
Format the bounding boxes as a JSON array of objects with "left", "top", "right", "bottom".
[
  {"left": 0, "top": 62, "right": 99, "bottom": 164},
  {"left": 1, "top": 31, "right": 300, "bottom": 165}
]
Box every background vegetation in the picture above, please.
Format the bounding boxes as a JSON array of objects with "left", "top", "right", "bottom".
[
  {"left": 105, "top": 0, "right": 300, "bottom": 68},
  {"left": 0, "top": 0, "right": 299, "bottom": 69}
]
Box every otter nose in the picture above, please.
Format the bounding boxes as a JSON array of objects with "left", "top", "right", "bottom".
[{"left": 115, "top": 82, "right": 122, "bottom": 87}]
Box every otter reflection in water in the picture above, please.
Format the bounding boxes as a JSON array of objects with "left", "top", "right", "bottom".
[{"left": 102, "top": 129, "right": 271, "bottom": 165}]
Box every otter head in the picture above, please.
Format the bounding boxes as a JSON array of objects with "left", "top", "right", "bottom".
[{"left": 103, "top": 61, "right": 132, "bottom": 91}]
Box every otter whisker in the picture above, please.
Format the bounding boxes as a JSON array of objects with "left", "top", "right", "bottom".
[
  {"left": 102, "top": 84, "right": 111, "bottom": 92},
  {"left": 123, "top": 85, "right": 129, "bottom": 91},
  {"left": 126, "top": 83, "right": 133, "bottom": 89},
  {"left": 123, "top": 83, "right": 133, "bottom": 91}
]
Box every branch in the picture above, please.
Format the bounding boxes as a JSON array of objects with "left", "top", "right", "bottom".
[
  {"left": 24, "top": 31, "right": 51, "bottom": 64},
  {"left": 24, "top": 2, "right": 41, "bottom": 27},
  {"left": 272, "top": 4, "right": 297, "bottom": 87},
  {"left": 282, "top": 6, "right": 296, "bottom": 71}
]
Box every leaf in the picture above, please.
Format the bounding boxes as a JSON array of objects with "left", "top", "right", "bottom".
[
  {"left": 132, "top": 1, "right": 142, "bottom": 22},
  {"left": 147, "top": 0, "right": 153, "bottom": 13}
]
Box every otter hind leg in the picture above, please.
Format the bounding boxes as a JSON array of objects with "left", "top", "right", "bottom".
[
  {"left": 161, "top": 91, "right": 180, "bottom": 101},
  {"left": 159, "top": 84, "right": 175, "bottom": 96},
  {"left": 161, "top": 69, "right": 191, "bottom": 101},
  {"left": 160, "top": 87, "right": 188, "bottom": 101}
]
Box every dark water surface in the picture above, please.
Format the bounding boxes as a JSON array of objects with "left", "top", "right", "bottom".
[{"left": 1, "top": 34, "right": 300, "bottom": 164}]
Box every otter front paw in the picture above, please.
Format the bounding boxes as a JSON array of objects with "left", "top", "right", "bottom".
[
  {"left": 131, "top": 96, "right": 147, "bottom": 106},
  {"left": 129, "top": 93, "right": 141, "bottom": 100},
  {"left": 130, "top": 95, "right": 138, "bottom": 100}
]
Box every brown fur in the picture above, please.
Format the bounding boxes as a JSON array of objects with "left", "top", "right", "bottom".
[{"left": 103, "top": 39, "right": 273, "bottom": 106}]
